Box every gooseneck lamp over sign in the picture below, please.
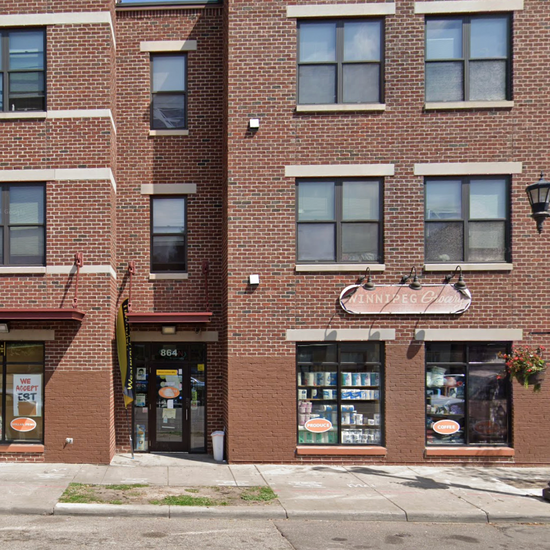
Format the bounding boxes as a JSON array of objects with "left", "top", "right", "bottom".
[{"left": 526, "top": 172, "right": 550, "bottom": 233}]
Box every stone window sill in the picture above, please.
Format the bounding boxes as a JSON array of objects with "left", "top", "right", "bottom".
[
  {"left": 425, "top": 447, "right": 514, "bottom": 457},
  {"left": 423, "top": 263, "right": 513, "bottom": 272},
  {"left": 296, "top": 264, "right": 385, "bottom": 273},
  {"left": 0, "top": 444, "right": 44, "bottom": 453},
  {"left": 296, "top": 445, "right": 387, "bottom": 456},
  {"left": 424, "top": 101, "right": 514, "bottom": 111},
  {"left": 149, "top": 272, "right": 189, "bottom": 280},
  {"left": 296, "top": 104, "right": 386, "bottom": 113},
  {"left": 149, "top": 129, "right": 189, "bottom": 137}
]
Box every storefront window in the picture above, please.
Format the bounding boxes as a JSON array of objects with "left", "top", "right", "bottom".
[
  {"left": 426, "top": 343, "right": 509, "bottom": 446},
  {"left": 297, "top": 343, "right": 383, "bottom": 445},
  {"left": 0, "top": 342, "right": 44, "bottom": 443}
]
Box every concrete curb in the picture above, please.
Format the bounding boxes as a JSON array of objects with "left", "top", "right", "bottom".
[
  {"left": 55, "top": 503, "right": 170, "bottom": 517},
  {"left": 54, "top": 503, "right": 287, "bottom": 519},
  {"left": 285, "top": 509, "right": 407, "bottom": 522}
]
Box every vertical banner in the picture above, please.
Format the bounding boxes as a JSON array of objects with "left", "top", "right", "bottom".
[
  {"left": 13, "top": 374, "right": 43, "bottom": 416},
  {"left": 116, "top": 298, "right": 134, "bottom": 408}
]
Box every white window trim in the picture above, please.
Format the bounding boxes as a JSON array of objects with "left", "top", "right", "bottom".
[
  {"left": 296, "top": 264, "right": 385, "bottom": 273},
  {"left": 424, "top": 101, "right": 514, "bottom": 111},
  {"left": 2, "top": 330, "right": 55, "bottom": 341},
  {"left": 424, "top": 263, "right": 512, "bottom": 272},
  {"left": 141, "top": 184, "right": 197, "bottom": 195},
  {"left": 287, "top": 4, "right": 396, "bottom": 18},
  {"left": 415, "top": 0, "right": 523, "bottom": 14},
  {"left": 297, "top": 104, "right": 386, "bottom": 113},
  {"left": 414, "top": 162, "right": 522, "bottom": 176},
  {"left": 286, "top": 329, "right": 396, "bottom": 341},
  {"left": 286, "top": 164, "right": 394, "bottom": 178},
  {"left": 415, "top": 329, "right": 522, "bottom": 341},
  {"left": 140, "top": 40, "right": 197, "bottom": 53}
]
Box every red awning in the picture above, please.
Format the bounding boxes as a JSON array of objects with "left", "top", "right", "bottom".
[
  {"left": 126, "top": 312, "right": 212, "bottom": 324},
  {"left": 0, "top": 309, "right": 85, "bottom": 321}
]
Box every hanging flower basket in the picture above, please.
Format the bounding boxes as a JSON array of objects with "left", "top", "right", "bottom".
[{"left": 499, "top": 346, "right": 547, "bottom": 393}]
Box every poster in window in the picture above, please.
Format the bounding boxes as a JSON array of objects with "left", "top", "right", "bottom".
[{"left": 13, "top": 374, "right": 42, "bottom": 417}]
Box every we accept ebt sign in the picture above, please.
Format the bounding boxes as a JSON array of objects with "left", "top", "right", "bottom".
[{"left": 13, "top": 374, "right": 42, "bottom": 417}]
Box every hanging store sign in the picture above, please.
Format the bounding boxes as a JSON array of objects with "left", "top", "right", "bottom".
[{"left": 339, "top": 284, "right": 471, "bottom": 315}]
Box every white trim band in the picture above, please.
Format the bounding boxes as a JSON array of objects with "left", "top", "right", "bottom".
[
  {"left": 46, "top": 265, "right": 117, "bottom": 278},
  {"left": 415, "top": 1, "right": 523, "bottom": 14},
  {"left": 1, "top": 330, "right": 55, "bottom": 341},
  {"left": 415, "top": 329, "right": 523, "bottom": 341},
  {"left": 287, "top": 4, "right": 396, "bottom": 18},
  {"left": 296, "top": 264, "right": 385, "bottom": 273},
  {"left": 414, "top": 162, "right": 522, "bottom": 176},
  {"left": 0, "top": 110, "right": 116, "bottom": 133},
  {"left": 141, "top": 40, "right": 197, "bottom": 52},
  {"left": 286, "top": 329, "right": 396, "bottom": 341},
  {"left": 141, "top": 184, "right": 197, "bottom": 195},
  {"left": 0, "top": 12, "right": 116, "bottom": 45},
  {"left": 0, "top": 169, "right": 117, "bottom": 192},
  {"left": 130, "top": 331, "right": 218, "bottom": 343},
  {"left": 149, "top": 130, "right": 189, "bottom": 137},
  {"left": 286, "top": 164, "right": 395, "bottom": 178}
]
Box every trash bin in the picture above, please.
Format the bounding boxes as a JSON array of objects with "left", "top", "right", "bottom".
[{"left": 211, "top": 430, "right": 225, "bottom": 462}]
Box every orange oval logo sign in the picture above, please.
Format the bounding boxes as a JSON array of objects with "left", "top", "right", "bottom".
[
  {"left": 432, "top": 419, "right": 460, "bottom": 435},
  {"left": 10, "top": 417, "right": 37, "bottom": 433},
  {"left": 304, "top": 418, "right": 332, "bottom": 433},
  {"left": 159, "top": 386, "right": 180, "bottom": 399}
]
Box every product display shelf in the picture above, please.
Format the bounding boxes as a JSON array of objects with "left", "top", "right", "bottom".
[
  {"left": 342, "top": 385, "right": 379, "bottom": 389},
  {"left": 341, "top": 398, "right": 379, "bottom": 401},
  {"left": 341, "top": 423, "right": 380, "bottom": 427},
  {"left": 299, "top": 398, "right": 337, "bottom": 401},
  {"left": 298, "top": 384, "right": 337, "bottom": 388}
]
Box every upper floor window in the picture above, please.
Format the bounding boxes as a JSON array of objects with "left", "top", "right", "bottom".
[
  {"left": 0, "top": 29, "right": 46, "bottom": 112},
  {"left": 298, "top": 19, "right": 383, "bottom": 105},
  {"left": 151, "top": 54, "right": 187, "bottom": 130},
  {"left": 0, "top": 184, "right": 45, "bottom": 266},
  {"left": 425, "top": 176, "right": 509, "bottom": 263},
  {"left": 425, "top": 15, "right": 510, "bottom": 102},
  {"left": 297, "top": 179, "right": 382, "bottom": 263},
  {"left": 151, "top": 196, "right": 187, "bottom": 272}
]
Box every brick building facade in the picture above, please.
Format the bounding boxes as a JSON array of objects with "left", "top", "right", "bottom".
[{"left": 0, "top": 0, "right": 548, "bottom": 465}]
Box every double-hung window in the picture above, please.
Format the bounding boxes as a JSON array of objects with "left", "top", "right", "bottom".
[
  {"left": 151, "top": 54, "right": 187, "bottom": 130},
  {"left": 426, "top": 343, "right": 510, "bottom": 446},
  {"left": 0, "top": 29, "right": 45, "bottom": 112},
  {"left": 424, "top": 177, "right": 509, "bottom": 263},
  {"left": 425, "top": 15, "right": 510, "bottom": 102},
  {"left": 297, "top": 179, "right": 382, "bottom": 263},
  {"left": 151, "top": 196, "right": 187, "bottom": 272},
  {"left": 0, "top": 184, "right": 45, "bottom": 266},
  {"left": 298, "top": 19, "right": 383, "bottom": 105}
]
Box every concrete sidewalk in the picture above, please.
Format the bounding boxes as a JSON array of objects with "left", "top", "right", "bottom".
[{"left": 1, "top": 453, "right": 549, "bottom": 523}]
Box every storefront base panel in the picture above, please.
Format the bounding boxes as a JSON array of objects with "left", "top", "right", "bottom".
[{"left": 0, "top": 444, "right": 45, "bottom": 462}]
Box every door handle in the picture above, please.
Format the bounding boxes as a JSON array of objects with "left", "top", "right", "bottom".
[{"left": 186, "top": 398, "right": 190, "bottom": 420}]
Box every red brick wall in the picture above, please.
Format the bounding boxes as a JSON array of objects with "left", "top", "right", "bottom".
[{"left": 224, "top": 0, "right": 550, "bottom": 464}]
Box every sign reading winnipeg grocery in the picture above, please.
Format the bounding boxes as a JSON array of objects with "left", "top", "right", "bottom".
[{"left": 339, "top": 284, "right": 471, "bottom": 315}]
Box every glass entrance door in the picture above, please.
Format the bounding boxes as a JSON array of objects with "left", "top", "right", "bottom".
[
  {"left": 150, "top": 366, "right": 187, "bottom": 452},
  {"left": 132, "top": 343, "right": 207, "bottom": 453}
]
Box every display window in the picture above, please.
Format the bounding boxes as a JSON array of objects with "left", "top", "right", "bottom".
[
  {"left": 297, "top": 343, "right": 383, "bottom": 445},
  {"left": 425, "top": 343, "right": 510, "bottom": 446},
  {"left": 0, "top": 342, "right": 44, "bottom": 443}
]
